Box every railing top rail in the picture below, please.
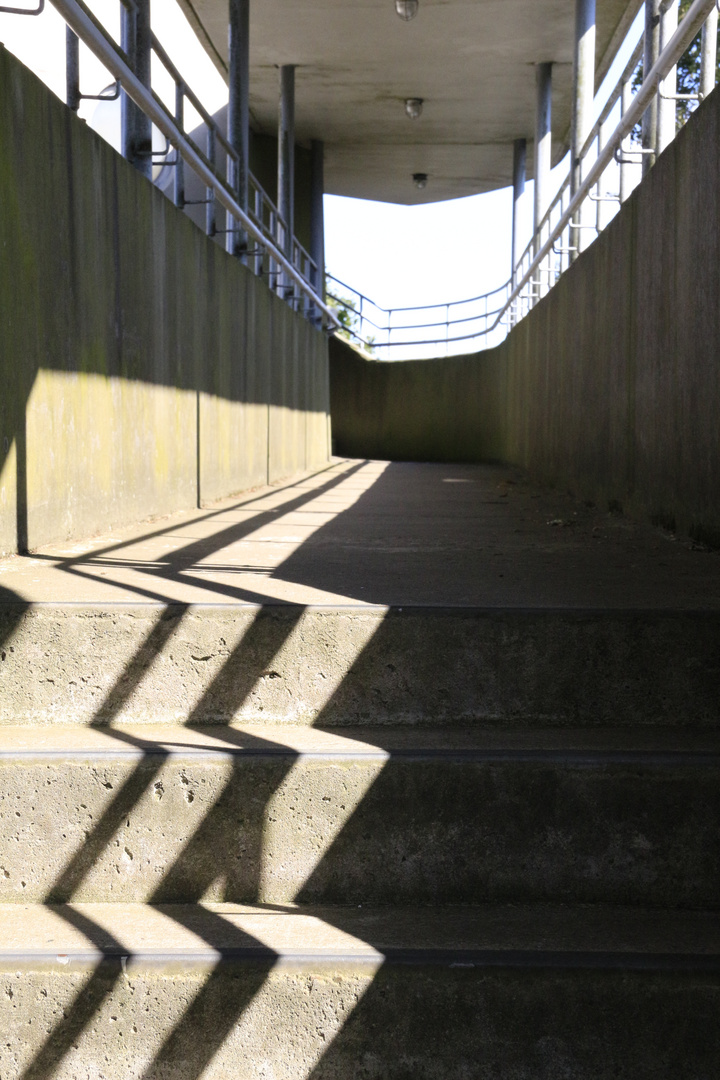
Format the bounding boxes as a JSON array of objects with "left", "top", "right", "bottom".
[
  {"left": 49, "top": 0, "right": 339, "bottom": 328},
  {"left": 149, "top": 32, "right": 236, "bottom": 156},
  {"left": 498, "top": 0, "right": 716, "bottom": 333},
  {"left": 327, "top": 273, "right": 510, "bottom": 317}
]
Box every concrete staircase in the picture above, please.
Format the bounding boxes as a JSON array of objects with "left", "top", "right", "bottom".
[{"left": 1, "top": 599, "right": 719, "bottom": 1078}]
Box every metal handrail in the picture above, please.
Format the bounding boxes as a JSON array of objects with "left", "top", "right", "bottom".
[
  {"left": 326, "top": 272, "right": 510, "bottom": 354},
  {"left": 48, "top": 0, "right": 339, "bottom": 330},
  {"left": 327, "top": 295, "right": 509, "bottom": 338},
  {"left": 332, "top": 0, "right": 716, "bottom": 356},
  {"left": 328, "top": 273, "right": 509, "bottom": 316},
  {"left": 18, "top": 0, "right": 714, "bottom": 351},
  {"left": 501, "top": 0, "right": 716, "bottom": 327},
  {"left": 512, "top": 35, "right": 645, "bottom": 290}
]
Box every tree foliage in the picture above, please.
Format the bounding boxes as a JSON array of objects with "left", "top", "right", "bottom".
[
  {"left": 326, "top": 289, "right": 376, "bottom": 354},
  {"left": 633, "top": 1, "right": 720, "bottom": 128}
]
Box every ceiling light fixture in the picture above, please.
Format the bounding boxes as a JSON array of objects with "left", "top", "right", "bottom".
[
  {"left": 405, "top": 97, "right": 423, "bottom": 119},
  {"left": 395, "top": 0, "right": 419, "bottom": 20},
  {"left": 413, "top": 172, "right": 428, "bottom": 190}
]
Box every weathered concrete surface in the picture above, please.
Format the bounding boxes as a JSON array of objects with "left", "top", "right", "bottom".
[
  {"left": 1, "top": 459, "right": 719, "bottom": 725},
  {"left": 0, "top": 725, "right": 718, "bottom": 907},
  {"left": 1, "top": 903, "right": 719, "bottom": 1080},
  {"left": 0, "top": 46, "right": 329, "bottom": 557},
  {"left": 175, "top": 0, "right": 637, "bottom": 204},
  {"left": 0, "top": 460, "right": 717, "bottom": 1076},
  {"left": 330, "top": 85, "right": 720, "bottom": 546},
  {"left": 2, "top": 602, "right": 720, "bottom": 727}
]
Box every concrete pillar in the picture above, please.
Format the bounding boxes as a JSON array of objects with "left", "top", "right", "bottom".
[
  {"left": 228, "top": 0, "right": 250, "bottom": 257},
  {"left": 657, "top": 0, "right": 678, "bottom": 155},
  {"left": 570, "top": 0, "right": 596, "bottom": 196},
  {"left": 121, "top": 0, "right": 152, "bottom": 179},
  {"left": 310, "top": 139, "right": 325, "bottom": 298},
  {"left": 533, "top": 62, "right": 552, "bottom": 257},
  {"left": 511, "top": 138, "right": 526, "bottom": 281},
  {"left": 642, "top": 0, "right": 661, "bottom": 175},
  {"left": 700, "top": 4, "right": 718, "bottom": 99},
  {"left": 278, "top": 65, "right": 295, "bottom": 257}
]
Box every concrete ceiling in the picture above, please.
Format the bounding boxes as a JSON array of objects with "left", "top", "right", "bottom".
[{"left": 177, "top": 0, "right": 641, "bottom": 204}]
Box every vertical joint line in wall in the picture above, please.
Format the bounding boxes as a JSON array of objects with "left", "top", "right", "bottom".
[
  {"left": 266, "top": 401, "right": 271, "bottom": 485},
  {"left": 16, "top": 411, "right": 28, "bottom": 556},
  {"left": 196, "top": 389, "right": 201, "bottom": 509},
  {"left": 626, "top": 198, "right": 637, "bottom": 497}
]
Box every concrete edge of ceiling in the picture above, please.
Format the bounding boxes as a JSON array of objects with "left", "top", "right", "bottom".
[{"left": 174, "top": 0, "right": 644, "bottom": 199}]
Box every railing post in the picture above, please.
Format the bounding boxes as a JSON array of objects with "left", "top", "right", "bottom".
[
  {"left": 65, "top": 26, "right": 80, "bottom": 112},
  {"left": 228, "top": 0, "right": 250, "bottom": 258},
  {"left": 533, "top": 62, "right": 552, "bottom": 297},
  {"left": 657, "top": 0, "right": 679, "bottom": 154},
  {"left": 642, "top": 0, "right": 661, "bottom": 174},
  {"left": 120, "top": 0, "right": 152, "bottom": 179},
  {"left": 700, "top": 3, "right": 718, "bottom": 99},
  {"left": 571, "top": 0, "right": 595, "bottom": 256}
]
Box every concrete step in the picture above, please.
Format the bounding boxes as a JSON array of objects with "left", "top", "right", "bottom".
[
  {"left": 1, "top": 603, "right": 719, "bottom": 726},
  {"left": 1, "top": 902, "right": 718, "bottom": 1079},
  {"left": 2, "top": 725, "right": 719, "bottom": 907}
]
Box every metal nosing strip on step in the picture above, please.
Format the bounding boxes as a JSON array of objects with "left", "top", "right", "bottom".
[
  {"left": 1, "top": 949, "right": 719, "bottom": 971},
  {"left": 2, "top": 749, "right": 720, "bottom": 766},
  {"left": 7, "top": 602, "right": 720, "bottom": 615}
]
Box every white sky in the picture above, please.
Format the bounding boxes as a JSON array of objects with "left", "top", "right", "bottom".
[{"left": 0, "top": 1, "right": 644, "bottom": 335}]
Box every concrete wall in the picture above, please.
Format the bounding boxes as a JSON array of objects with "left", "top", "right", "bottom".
[
  {"left": 0, "top": 45, "right": 330, "bottom": 556},
  {"left": 330, "top": 85, "right": 720, "bottom": 546}
]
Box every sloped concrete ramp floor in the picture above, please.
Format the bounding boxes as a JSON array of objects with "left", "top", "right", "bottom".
[
  {"left": 1, "top": 457, "right": 719, "bottom": 609},
  {"left": 1, "top": 460, "right": 720, "bottom": 1078}
]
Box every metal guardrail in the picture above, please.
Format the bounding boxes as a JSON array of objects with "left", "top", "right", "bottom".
[
  {"left": 508, "top": 0, "right": 718, "bottom": 323},
  {"left": 333, "top": 0, "right": 718, "bottom": 358},
  {"left": 326, "top": 275, "right": 512, "bottom": 356},
  {"left": 4, "top": 0, "right": 716, "bottom": 353},
  {"left": 6, "top": 0, "right": 339, "bottom": 331},
  {"left": 147, "top": 28, "right": 321, "bottom": 307}
]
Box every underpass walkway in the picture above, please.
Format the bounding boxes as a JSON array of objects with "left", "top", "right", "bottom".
[
  {"left": 1, "top": 460, "right": 719, "bottom": 1078},
  {"left": 1, "top": 458, "right": 718, "bottom": 608}
]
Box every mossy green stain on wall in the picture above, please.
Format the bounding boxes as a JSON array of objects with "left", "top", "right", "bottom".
[{"left": 0, "top": 45, "right": 330, "bottom": 555}]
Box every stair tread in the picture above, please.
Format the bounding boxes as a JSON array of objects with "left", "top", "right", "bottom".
[
  {"left": 1, "top": 903, "right": 719, "bottom": 965},
  {"left": 1, "top": 723, "right": 719, "bottom": 759}
]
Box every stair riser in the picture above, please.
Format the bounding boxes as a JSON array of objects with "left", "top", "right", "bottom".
[
  {"left": 2, "top": 605, "right": 719, "bottom": 726},
  {"left": 2, "top": 756, "right": 718, "bottom": 906},
  {"left": 2, "top": 961, "right": 718, "bottom": 1080}
]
